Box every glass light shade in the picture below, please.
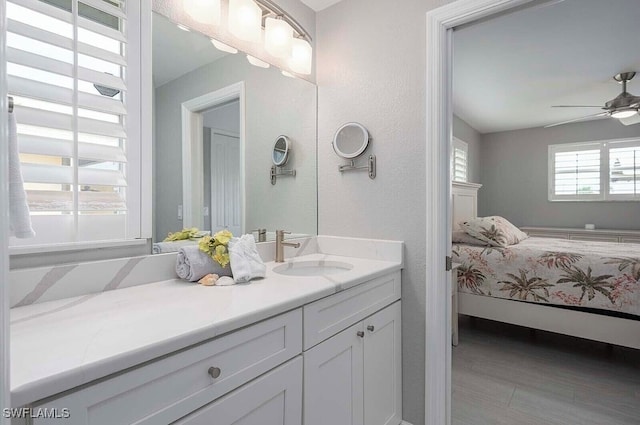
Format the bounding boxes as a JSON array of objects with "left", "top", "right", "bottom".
[
  {"left": 247, "top": 55, "right": 270, "bottom": 68},
  {"left": 281, "top": 70, "right": 295, "bottom": 78},
  {"left": 611, "top": 109, "right": 638, "bottom": 119},
  {"left": 228, "top": 0, "right": 262, "bottom": 43},
  {"left": 211, "top": 39, "right": 238, "bottom": 54},
  {"left": 265, "top": 17, "right": 293, "bottom": 58},
  {"left": 184, "top": 0, "right": 221, "bottom": 26},
  {"left": 288, "top": 38, "right": 312, "bottom": 75}
]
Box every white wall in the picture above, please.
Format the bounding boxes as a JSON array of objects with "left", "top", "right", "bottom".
[
  {"left": 316, "top": 0, "right": 454, "bottom": 423},
  {"left": 154, "top": 53, "right": 317, "bottom": 241},
  {"left": 202, "top": 101, "right": 240, "bottom": 134}
]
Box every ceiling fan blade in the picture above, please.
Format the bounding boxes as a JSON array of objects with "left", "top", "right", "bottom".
[
  {"left": 544, "top": 112, "right": 609, "bottom": 128},
  {"left": 619, "top": 113, "right": 640, "bottom": 126},
  {"left": 551, "top": 105, "right": 603, "bottom": 108}
]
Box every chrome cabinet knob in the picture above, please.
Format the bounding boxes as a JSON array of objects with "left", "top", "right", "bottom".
[
  {"left": 367, "top": 325, "right": 375, "bottom": 332},
  {"left": 357, "top": 331, "right": 365, "bottom": 338},
  {"left": 208, "top": 367, "right": 221, "bottom": 379}
]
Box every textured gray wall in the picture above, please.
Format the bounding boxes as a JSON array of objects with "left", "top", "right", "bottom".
[
  {"left": 453, "top": 114, "right": 482, "bottom": 184},
  {"left": 154, "top": 53, "right": 317, "bottom": 241},
  {"left": 479, "top": 119, "right": 640, "bottom": 229},
  {"left": 316, "top": 0, "right": 454, "bottom": 423}
]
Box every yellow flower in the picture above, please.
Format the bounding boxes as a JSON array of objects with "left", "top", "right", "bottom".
[
  {"left": 165, "top": 227, "right": 200, "bottom": 242},
  {"left": 213, "top": 229, "right": 233, "bottom": 245},
  {"left": 213, "top": 244, "right": 230, "bottom": 268}
]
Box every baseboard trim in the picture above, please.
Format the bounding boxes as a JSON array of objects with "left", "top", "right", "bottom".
[{"left": 401, "top": 421, "right": 414, "bottom": 425}]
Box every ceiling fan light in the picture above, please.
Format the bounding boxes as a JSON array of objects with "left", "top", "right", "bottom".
[
  {"left": 611, "top": 109, "right": 638, "bottom": 119},
  {"left": 184, "top": 0, "right": 221, "bottom": 26}
]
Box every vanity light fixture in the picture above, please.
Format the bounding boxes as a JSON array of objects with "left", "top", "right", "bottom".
[
  {"left": 184, "top": 0, "right": 221, "bottom": 26},
  {"left": 228, "top": 0, "right": 263, "bottom": 43},
  {"left": 264, "top": 16, "right": 293, "bottom": 58},
  {"left": 611, "top": 109, "right": 638, "bottom": 119},
  {"left": 247, "top": 55, "right": 270, "bottom": 68},
  {"left": 211, "top": 39, "right": 238, "bottom": 54},
  {"left": 289, "top": 38, "right": 312, "bottom": 75},
  {"left": 281, "top": 70, "right": 295, "bottom": 78}
]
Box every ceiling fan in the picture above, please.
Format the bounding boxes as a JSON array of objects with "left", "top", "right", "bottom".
[{"left": 545, "top": 72, "right": 640, "bottom": 128}]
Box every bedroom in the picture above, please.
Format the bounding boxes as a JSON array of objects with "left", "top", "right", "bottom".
[{"left": 450, "top": 0, "right": 640, "bottom": 423}]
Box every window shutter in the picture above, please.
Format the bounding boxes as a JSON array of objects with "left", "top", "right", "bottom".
[
  {"left": 451, "top": 137, "right": 468, "bottom": 182},
  {"left": 609, "top": 143, "right": 640, "bottom": 197},
  {"left": 552, "top": 148, "right": 600, "bottom": 197},
  {"left": 8, "top": 0, "right": 135, "bottom": 245}
]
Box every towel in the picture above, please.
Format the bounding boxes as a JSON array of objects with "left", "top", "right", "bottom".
[
  {"left": 228, "top": 234, "right": 266, "bottom": 283},
  {"left": 8, "top": 112, "right": 35, "bottom": 239},
  {"left": 176, "top": 245, "right": 232, "bottom": 282}
]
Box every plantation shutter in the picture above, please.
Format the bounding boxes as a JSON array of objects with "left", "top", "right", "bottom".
[
  {"left": 7, "top": 0, "right": 139, "bottom": 245},
  {"left": 608, "top": 141, "right": 640, "bottom": 198},
  {"left": 452, "top": 137, "right": 468, "bottom": 182},
  {"left": 550, "top": 145, "right": 601, "bottom": 199}
]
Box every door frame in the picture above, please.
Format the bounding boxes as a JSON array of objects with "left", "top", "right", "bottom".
[
  {"left": 424, "top": 1, "right": 535, "bottom": 424},
  {"left": 181, "top": 82, "right": 245, "bottom": 231}
]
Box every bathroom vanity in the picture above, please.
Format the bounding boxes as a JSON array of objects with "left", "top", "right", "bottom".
[{"left": 10, "top": 237, "right": 403, "bottom": 425}]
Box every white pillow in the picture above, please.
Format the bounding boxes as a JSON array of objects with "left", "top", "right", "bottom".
[
  {"left": 452, "top": 231, "right": 490, "bottom": 246},
  {"left": 459, "top": 216, "right": 528, "bottom": 247}
]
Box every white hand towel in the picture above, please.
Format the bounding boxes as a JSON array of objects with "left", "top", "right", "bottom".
[
  {"left": 8, "top": 112, "right": 35, "bottom": 239},
  {"left": 228, "top": 234, "right": 266, "bottom": 283},
  {"left": 176, "top": 245, "right": 232, "bottom": 282}
]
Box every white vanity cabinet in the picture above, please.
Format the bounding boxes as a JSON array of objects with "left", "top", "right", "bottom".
[
  {"left": 303, "top": 272, "right": 402, "bottom": 425},
  {"left": 31, "top": 309, "right": 302, "bottom": 425}
]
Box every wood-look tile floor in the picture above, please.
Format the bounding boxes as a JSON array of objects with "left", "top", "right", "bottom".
[{"left": 452, "top": 317, "right": 640, "bottom": 425}]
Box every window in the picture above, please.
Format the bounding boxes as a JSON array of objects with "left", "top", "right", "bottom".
[
  {"left": 451, "top": 137, "right": 468, "bottom": 182},
  {"left": 8, "top": 0, "right": 145, "bottom": 247},
  {"left": 548, "top": 138, "right": 640, "bottom": 201}
]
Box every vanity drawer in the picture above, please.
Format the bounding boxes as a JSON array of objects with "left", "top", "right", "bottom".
[
  {"left": 32, "top": 309, "right": 302, "bottom": 425},
  {"left": 303, "top": 271, "right": 401, "bottom": 350}
]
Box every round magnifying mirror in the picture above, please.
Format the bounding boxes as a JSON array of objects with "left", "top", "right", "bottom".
[
  {"left": 332, "top": 122, "right": 370, "bottom": 159},
  {"left": 272, "top": 136, "right": 291, "bottom": 166}
]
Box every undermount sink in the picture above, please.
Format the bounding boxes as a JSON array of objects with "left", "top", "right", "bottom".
[{"left": 273, "top": 260, "right": 353, "bottom": 276}]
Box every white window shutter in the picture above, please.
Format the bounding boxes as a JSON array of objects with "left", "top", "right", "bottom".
[{"left": 8, "top": 0, "right": 139, "bottom": 246}]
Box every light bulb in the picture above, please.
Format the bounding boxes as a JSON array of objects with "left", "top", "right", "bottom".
[
  {"left": 228, "top": 0, "right": 262, "bottom": 43},
  {"left": 288, "top": 38, "right": 312, "bottom": 75},
  {"left": 184, "top": 0, "right": 221, "bottom": 26},
  {"left": 611, "top": 109, "right": 638, "bottom": 119},
  {"left": 247, "top": 55, "right": 270, "bottom": 68},
  {"left": 211, "top": 39, "right": 238, "bottom": 54},
  {"left": 265, "top": 17, "right": 293, "bottom": 58}
]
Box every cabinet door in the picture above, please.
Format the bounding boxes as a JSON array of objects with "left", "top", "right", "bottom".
[
  {"left": 303, "top": 322, "right": 364, "bottom": 425},
  {"left": 173, "top": 356, "right": 302, "bottom": 425},
  {"left": 364, "top": 301, "right": 402, "bottom": 425}
]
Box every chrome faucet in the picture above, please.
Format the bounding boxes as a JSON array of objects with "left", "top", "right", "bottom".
[{"left": 275, "top": 230, "right": 301, "bottom": 262}]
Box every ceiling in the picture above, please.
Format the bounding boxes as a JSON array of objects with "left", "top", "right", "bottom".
[
  {"left": 300, "top": 0, "right": 343, "bottom": 12},
  {"left": 453, "top": 0, "right": 640, "bottom": 134},
  {"left": 152, "top": 13, "right": 228, "bottom": 88}
]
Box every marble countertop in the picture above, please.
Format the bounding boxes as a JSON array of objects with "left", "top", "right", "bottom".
[{"left": 10, "top": 253, "right": 401, "bottom": 407}]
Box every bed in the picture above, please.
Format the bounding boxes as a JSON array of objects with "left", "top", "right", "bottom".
[{"left": 450, "top": 182, "right": 640, "bottom": 349}]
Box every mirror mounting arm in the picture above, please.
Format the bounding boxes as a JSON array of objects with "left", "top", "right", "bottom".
[
  {"left": 338, "top": 155, "right": 376, "bottom": 179},
  {"left": 270, "top": 165, "right": 297, "bottom": 185}
]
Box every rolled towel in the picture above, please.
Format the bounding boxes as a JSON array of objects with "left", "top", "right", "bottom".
[
  {"left": 176, "top": 245, "right": 232, "bottom": 282},
  {"left": 153, "top": 239, "right": 198, "bottom": 254},
  {"left": 228, "top": 234, "right": 266, "bottom": 283}
]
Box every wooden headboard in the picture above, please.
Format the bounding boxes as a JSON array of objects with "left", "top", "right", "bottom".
[{"left": 452, "top": 181, "right": 482, "bottom": 231}]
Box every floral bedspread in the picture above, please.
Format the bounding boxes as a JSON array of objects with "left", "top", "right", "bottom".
[{"left": 452, "top": 237, "right": 640, "bottom": 317}]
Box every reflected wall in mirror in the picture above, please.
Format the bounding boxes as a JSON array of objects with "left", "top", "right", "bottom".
[{"left": 153, "top": 12, "right": 317, "bottom": 248}]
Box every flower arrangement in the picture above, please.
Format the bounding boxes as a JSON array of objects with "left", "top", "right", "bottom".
[
  {"left": 164, "top": 227, "right": 207, "bottom": 242},
  {"left": 199, "top": 230, "right": 233, "bottom": 268}
]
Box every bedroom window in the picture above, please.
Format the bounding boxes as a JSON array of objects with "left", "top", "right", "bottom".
[
  {"left": 7, "top": 0, "right": 145, "bottom": 248},
  {"left": 548, "top": 138, "right": 640, "bottom": 201},
  {"left": 452, "top": 137, "right": 468, "bottom": 182}
]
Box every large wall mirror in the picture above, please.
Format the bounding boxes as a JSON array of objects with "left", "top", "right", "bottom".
[{"left": 152, "top": 11, "right": 317, "bottom": 248}]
